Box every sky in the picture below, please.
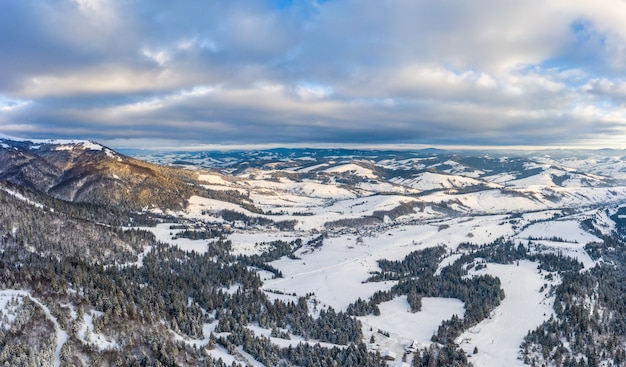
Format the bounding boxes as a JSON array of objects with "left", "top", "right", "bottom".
[{"left": 2, "top": 0, "right": 626, "bottom": 149}]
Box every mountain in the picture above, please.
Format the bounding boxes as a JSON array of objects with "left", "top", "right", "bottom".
[
  {"left": 137, "top": 147, "right": 626, "bottom": 220},
  {"left": 0, "top": 134, "right": 196, "bottom": 210},
  {"left": 2, "top": 136, "right": 626, "bottom": 366}
]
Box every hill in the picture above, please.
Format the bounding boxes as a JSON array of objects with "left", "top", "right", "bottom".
[{"left": 0, "top": 135, "right": 196, "bottom": 210}]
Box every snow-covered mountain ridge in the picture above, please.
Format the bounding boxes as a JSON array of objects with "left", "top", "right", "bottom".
[
  {"left": 0, "top": 134, "right": 198, "bottom": 210},
  {"left": 132, "top": 147, "right": 626, "bottom": 224}
]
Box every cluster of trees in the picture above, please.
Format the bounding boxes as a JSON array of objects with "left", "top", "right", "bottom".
[
  {"left": 521, "top": 233, "right": 626, "bottom": 366},
  {"left": 1, "top": 181, "right": 162, "bottom": 227},
  {"left": 0, "top": 297, "right": 55, "bottom": 367},
  {"left": 0, "top": 189, "right": 152, "bottom": 264},
  {"left": 236, "top": 239, "right": 303, "bottom": 278},
  {"left": 219, "top": 209, "right": 297, "bottom": 231},
  {"left": 412, "top": 343, "right": 469, "bottom": 367},
  {"left": 171, "top": 228, "right": 223, "bottom": 240},
  {"left": 367, "top": 246, "right": 446, "bottom": 281},
  {"left": 324, "top": 201, "right": 418, "bottom": 229}
]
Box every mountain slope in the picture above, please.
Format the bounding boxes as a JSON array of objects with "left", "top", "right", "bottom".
[{"left": 0, "top": 135, "right": 196, "bottom": 210}]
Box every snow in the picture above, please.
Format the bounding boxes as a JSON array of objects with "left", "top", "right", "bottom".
[
  {"left": 426, "top": 189, "right": 541, "bottom": 214},
  {"left": 297, "top": 163, "right": 329, "bottom": 173},
  {"left": 435, "top": 253, "right": 463, "bottom": 276},
  {"left": 483, "top": 172, "right": 518, "bottom": 184},
  {"left": 112, "top": 245, "right": 153, "bottom": 268},
  {"left": 0, "top": 133, "right": 35, "bottom": 142},
  {"left": 78, "top": 311, "right": 119, "bottom": 350},
  {"left": 54, "top": 142, "right": 104, "bottom": 151},
  {"left": 198, "top": 173, "right": 232, "bottom": 185},
  {"left": 265, "top": 238, "right": 394, "bottom": 310},
  {"left": 263, "top": 290, "right": 299, "bottom": 304},
  {"left": 360, "top": 296, "right": 465, "bottom": 349},
  {"left": 207, "top": 345, "right": 238, "bottom": 365},
  {"left": 391, "top": 172, "right": 491, "bottom": 191},
  {"left": 323, "top": 163, "right": 377, "bottom": 178},
  {"left": 228, "top": 231, "right": 310, "bottom": 256},
  {"left": 438, "top": 160, "right": 484, "bottom": 178},
  {"left": 591, "top": 208, "right": 617, "bottom": 236},
  {"left": 181, "top": 191, "right": 426, "bottom": 233},
  {"left": 237, "top": 346, "right": 265, "bottom": 367},
  {"left": 0, "top": 187, "right": 44, "bottom": 209},
  {"left": 134, "top": 151, "right": 626, "bottom": 364},
  {"left": 135, "top": 223, "right": 209, "bottom": 254},
  {"left": 5, "top": 147, "right": 621, "bottom": 365},
  {"left": 515, "top": 220, "right": 601, "bottom": 269},
  {"left": 81, "top": 141, "right": 104, "bottom": 151},
  {"left": 170, "top": 320, "right": 217, "bottom": 349},
  {"left": 358, "top": 181, "right": 420, "bottom": 195},
  {"left": 424, "top": 186, "right": 626, "bottom": 215},
  {"left": 263, "top": 214, "right": 521, "bottom": 313},
  {"left": 0, "top": 293, "right": 24, "bottom": 330},
  {"left": 295, "top": 194, "right": 420, "bottom": 231},
  {"left": 104, "top": 148, "right": 116, "bottom": 157},
  {"left": 507, "top": 169, "right": 559, "bottom": 188},
  {"left": 516, "top": 220, "right": 600, "bottom": 244},
  {"left": 505, "top": 167, "right": 605, "bottom": 190},
  {"left": 245, "top": 179, "right": 357, "bottom": 200},
  {"left": 0, "top": 132, "right": 105, "bottom": 151},
  {"left": 246, "top": 324, "right": 346, "bottom": 349},
  {"left": 184, "top": 195, "right": 252, "bottom": 217},
  {"left": 457, "top": 261, "right": 556, "bottom": 367},
  {"left": 361, "top": 214, "right": 514, "bottom": 253},
  {"left": 165, "top": 319, "right": 237, "bottom": 365}
]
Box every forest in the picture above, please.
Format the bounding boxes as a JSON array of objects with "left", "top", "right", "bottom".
[{"left": 1, "top": 178, "right": 626, "bottom": 366}]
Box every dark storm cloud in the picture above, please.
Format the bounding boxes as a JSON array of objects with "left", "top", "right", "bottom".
[{"left": 1, "top": 0, "right": 626, "bottom": 148}]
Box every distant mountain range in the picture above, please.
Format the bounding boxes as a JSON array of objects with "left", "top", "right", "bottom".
[{"left": 4, "top": 133, "right": 626, "bottom": 225}]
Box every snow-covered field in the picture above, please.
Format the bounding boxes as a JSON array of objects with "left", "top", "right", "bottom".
[
  {"left": 265, "top": 235, "right": 394, "bottom": 310},
  {"left": 458, "top": 261, "right": 557, "bottom": 367},
  {"left": 360, "top": 296, "right": 465, "bottom": 361},
  {"left": 135, "top": 223, "right": 210, "bottom": 253}
]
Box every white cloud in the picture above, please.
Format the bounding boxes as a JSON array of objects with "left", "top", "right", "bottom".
[
  {"left": 3, "top": 0, "right": 626, "bottom": 147},
  {"left": 142, "top": 49, "right": 170, "bottom": 67},
  {"left": 177, "top": 37, "right": 218, "bottom": 52},
  {"left": 295, "top": 83, "right": 333, "bottom": 101},
  {"left": 14, "top": 66, "right": 181, "bottom": 97},
  {"left": 0, "top": 95, "right": 30, "bottom": 112}
]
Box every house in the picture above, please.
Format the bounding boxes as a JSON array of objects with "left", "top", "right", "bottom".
[{"left": 383, "top": 350, "right": 396, "bottom": 361}]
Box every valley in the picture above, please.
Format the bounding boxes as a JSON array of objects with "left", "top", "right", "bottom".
[{"left": 1, "top": 135, "right": 626, "bottom": 366}]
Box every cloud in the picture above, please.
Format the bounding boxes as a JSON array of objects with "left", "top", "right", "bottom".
[{"left": 2, "top": 0, "right": 626, "bottom": 147}]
